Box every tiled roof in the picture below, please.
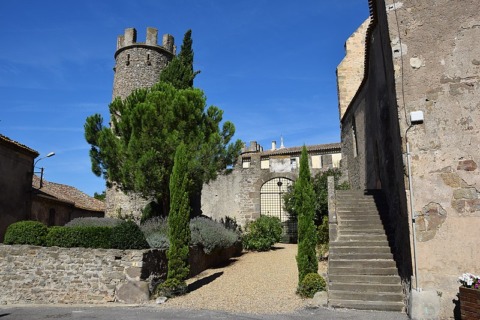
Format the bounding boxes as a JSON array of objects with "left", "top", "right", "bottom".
[
  {"left": 32, "top": 175, "right": 105, "bottom": 212},
  {"left": 0, "top": 134, "right": 39, "bottom": 157},
  {"left": 243, "top": 142, "right": 341, "bottom": 157}
]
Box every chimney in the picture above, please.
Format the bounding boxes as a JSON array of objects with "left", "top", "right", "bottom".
[
  {"left": 280, "top": 136, "right": 285, "bottom": 149},
  {"left": 271, "top": 141, "right": 276, "bottom": 151}
]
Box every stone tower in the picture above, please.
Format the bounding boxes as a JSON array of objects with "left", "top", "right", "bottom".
[{"left": 106, "top": 27, "right": 175, "bottom": 218}]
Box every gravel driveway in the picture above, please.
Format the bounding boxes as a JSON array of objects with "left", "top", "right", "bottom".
[{"left": 159, "top": 243, "right": 326, "bottom": 314}]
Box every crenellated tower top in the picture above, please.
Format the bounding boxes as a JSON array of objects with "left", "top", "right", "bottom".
[{"left": 112, "top": 27, "right": 176, "bottom": 101}]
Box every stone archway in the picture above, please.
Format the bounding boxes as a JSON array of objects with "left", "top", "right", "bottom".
[{"left": 260, "top": 177, "right": 296, "bottom": 242}]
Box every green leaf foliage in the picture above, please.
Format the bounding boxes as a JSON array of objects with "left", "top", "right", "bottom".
[
  {"left": 284, "top": 168, "right": 348, "bottom": 225},
  {"left": 111, "top": 220, "right": 149, "bottom": 250},
  {"left": 242, "top": 216, "right": 283, "bottom": 251},
  {"left": 166, "top": 143, "right": 191, "bottom": 290},
  {"left": 45, "top": 226, "right": 113, "bottom": 248},
  {"left": 84, "top": 82, "right": 242, "bottom": 215},
  {"left": 296, "top": 146, "right": 318, "bottom": 284},
  {"left": 297, "top": 273, "right": 326, "bottom": 298},
  {"left": 4, "top": 221, "right": 48, "bottom": 246}
]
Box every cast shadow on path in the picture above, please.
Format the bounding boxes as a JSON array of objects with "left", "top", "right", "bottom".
[{"left": 188, "top": 272, "right": 224, "bottom": 293}]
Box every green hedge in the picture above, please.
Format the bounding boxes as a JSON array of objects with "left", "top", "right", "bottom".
[
  {"left": 45, "top": 226, "right": 112, "bottom": 248},
  {"left": 4, "top": 221, "right": 48, "bottom": 246},
  {"left": 111, "top": 220, "right": 149, "bottom": 249}
]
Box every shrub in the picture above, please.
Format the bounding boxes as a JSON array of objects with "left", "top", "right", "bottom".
[
  {"left": 65, "top": 217, "right": 122, "bottom": 228},
  {"left": 111, "top": 220, "right": 149, "bottom": 249},
  {"left": 146, "top": 233, "right": 169, "bottom": 249},
  {"left": 219, "top": 216, "right": 242, "bottom": 233},
  {"left": 4, "top": 221, "right": 48, "bottom": 246},
  {"left": 153, "top": 278, "right": 188, "bottom": 298},
  {"left": 45, "top": 226, "right": 112, "bottom": 248},
  {"left": 242, "top": 216, "right": 282, "bottom": 251},
  {"left": 297, "top": 273, "right": 326, "bottom": 298},
  {"left": 140, "top": 216, "right": 169, "bottom": 238},
  {"left": 190, "top": 217, "right": 240, "bottom": 254}
]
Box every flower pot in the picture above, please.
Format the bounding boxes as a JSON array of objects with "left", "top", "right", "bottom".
[{"left": 459, "top": 286, "right": 480, "bottom": 320}]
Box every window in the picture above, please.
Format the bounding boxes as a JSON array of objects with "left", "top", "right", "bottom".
[
  {"left": 352, "top": 117, "right": 358, "bottom": 158},
  {"left": 242, "top": 157, "right": 251, "bottom": 168},
  {"left": 260, "top": 158, "right": 269, "bottom": 169},
  {"left": 290, "top": 157, "right": 297, "bottom": 169},
  {"left": 332, "top": 153, "right": 342, "bottom": 168},
  {"left": 311, "top": 155, "right": 322, "bottom": 169}
]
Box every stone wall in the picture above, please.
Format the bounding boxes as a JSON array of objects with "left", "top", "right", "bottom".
[
  {"left": 384, "top": 0, "right": 480, "bottom": 317},
  {"left": 336, "top": 18, "right": 370, "bottom": 120},
  {"left": 202, "top": 147, "right": 341, "bottom": 227},
  {"left": 0, "top": 243, "right": 241, "bottom": 305},
  {"left": 338, "top": 0, "right": 480, "bottom": 317},
  {"left": 0, "top": 139, "right": 37, "bottom": 242}
]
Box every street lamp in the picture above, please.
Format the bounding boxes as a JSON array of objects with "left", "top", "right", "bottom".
[{"left": 34, "top": 152, "right": 55, "bottom": 188}]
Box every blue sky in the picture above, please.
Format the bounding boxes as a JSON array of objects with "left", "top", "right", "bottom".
[{"left": 0, "top": 1, "right": 369, "bottom": 196}]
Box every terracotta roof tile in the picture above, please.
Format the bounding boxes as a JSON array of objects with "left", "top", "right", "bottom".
[
  {"left": 243, "top": 142, "right": 341, "bottom": 157},
  {"left": 32, "top": 175, "right": 105, "bottom": 212},
  {"left": 0, "top": 134, "right": 39, "bottom": 157}
]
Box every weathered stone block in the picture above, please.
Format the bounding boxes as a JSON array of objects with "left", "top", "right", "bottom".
[
  {"left": 115, "top": 281, "right": 150, "bottom": 304},
  {"left": 457, "top": 160, "right": 477, "bottom": 171}
]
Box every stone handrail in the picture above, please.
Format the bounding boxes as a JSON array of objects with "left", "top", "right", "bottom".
[{"left": 327, "top": 176, "right": 338, "bottom": 242}]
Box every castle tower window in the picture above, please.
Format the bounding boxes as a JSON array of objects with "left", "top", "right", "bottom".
[
  {"left": 126, "top": 54, "right": 130, "bottom": 66},
  {"left": 242, "top": 157, "right": 251, "bottom": 169}
]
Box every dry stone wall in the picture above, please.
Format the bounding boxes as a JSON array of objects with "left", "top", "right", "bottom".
[{"left": 0, "top": 243, "right": 240, "bottom": 305}]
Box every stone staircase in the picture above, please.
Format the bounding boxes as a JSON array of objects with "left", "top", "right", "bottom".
[{"left": 328, "top": 190, "right": 405, "bottom": 312}]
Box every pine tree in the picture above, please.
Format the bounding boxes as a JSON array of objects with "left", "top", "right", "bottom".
[
  {"left": 164, "top": 142, "right": 191, "bottom": 295},
  {"left": 296, "top": 145, "right": 318, "bottom": 284}
]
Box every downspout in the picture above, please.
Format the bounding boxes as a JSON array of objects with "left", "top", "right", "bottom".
[{"left": 405, "top": 126, "right": 420, "bottom": 291}]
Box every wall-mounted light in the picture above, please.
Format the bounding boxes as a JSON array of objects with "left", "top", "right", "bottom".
[{"left": 34, "top": 152, "right": 56, "bottom": 188}]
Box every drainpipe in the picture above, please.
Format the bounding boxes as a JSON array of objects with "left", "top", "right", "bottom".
[
  {"left": 406, "top": 137, "right": 419, "bottom": 291},
  {"left": 405, "top": 110, "right": 424, "bottom": 291}
]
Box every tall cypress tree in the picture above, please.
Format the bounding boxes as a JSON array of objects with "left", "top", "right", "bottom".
[
  {"left": 160, "top": 29, "right": 200, "bottom": 89},
  {"left": 164, "top": 142, "right": 191, "bottom": 295},
  {"left": 296, "top": 145, "right": 318, "bottom": 284}
]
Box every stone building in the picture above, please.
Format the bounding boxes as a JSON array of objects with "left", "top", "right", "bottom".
[
  {"left": 201, "top": 140, "right": 341, "bottom": 233},
  {"left": 336, "top": 0, "right": 480, "bottom": 317},
  {"left": 106, "top": 27, "right": 175, "bottom": 218},
  {"left": 31, "top": 175, "right": 105, "bottom": 226},
  {"left": 0, "top": 134, "right": 38, "bottom": 241}
]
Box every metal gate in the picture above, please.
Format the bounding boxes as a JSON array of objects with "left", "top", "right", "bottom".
[{"left": 260, "top": 177, "right": 297, "bottom": 243}]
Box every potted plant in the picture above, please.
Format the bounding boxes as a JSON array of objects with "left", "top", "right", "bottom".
[{"left": 458, "top": 273, "right": 480, "bottom": 320}]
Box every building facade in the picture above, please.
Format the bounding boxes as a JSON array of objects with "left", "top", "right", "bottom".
[
  {"left": 0, "top": 135, "right": 39, "bottom": 241},
  {"left": 31, "top": 176, "right": 104, "bottom": 226},
  {"left": 201, "top": 140, "right": 341, "bottom": 230},
  {"left": 337, "top": 0, "right": 480, "bottom": 317}
]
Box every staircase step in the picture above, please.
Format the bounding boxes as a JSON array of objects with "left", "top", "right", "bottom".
[
  {"left": 334, "top": 234, "right": 388, "bottom": 239},
  {"left": 328, "top": 274, "right": 401, "bottom": 285},
  {"left": 331, "top": 238, "right": 389, "bottom": 245},
  {"left": 328, "top": 290, "right": 403, "bottom": 302},
  {"left": 331, "top": 252, "right": 393, "bottom": 260},
  {"left": 329, "top": 299, "right": 404, "bottom": 312},
  {"left": 329, "top": 282, "right": 402, "bottom": 293},
  {"left": 329, "top": 246, "right": 391, "bottom": 254},
  {"left": 329, "top": 259, "right": 396, "bottom": 269},
  {"left": 339, "top": 220, "right": 383, "bottom": 227},
  {"left": 328, "top": 266, "right": 399, "bottom": 276}
]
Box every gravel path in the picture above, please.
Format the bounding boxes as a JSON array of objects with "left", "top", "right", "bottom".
[{"left": 159, "top": 244, "right": 327, "bottom": 314}]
